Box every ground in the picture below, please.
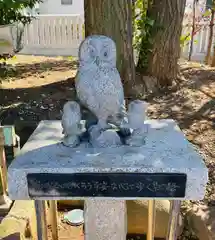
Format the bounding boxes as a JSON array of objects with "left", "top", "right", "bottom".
[
  {"left": 47, "top": 210, "right": 84, "bottom": 240},
  {"left": 148, "top": 60, "right": 215, "bottom": 206},
  {"left": 0, "top": 55, "right": 215, "bottom": 239}
]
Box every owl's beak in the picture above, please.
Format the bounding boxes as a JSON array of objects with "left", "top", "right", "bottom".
[{"left": 95, "top": 56, "right": 100, "bottom": 66}]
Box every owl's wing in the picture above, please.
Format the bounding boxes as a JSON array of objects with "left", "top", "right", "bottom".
[
  {"left": 61, "top": 114, "right": 70, "bottom": 134},
  {"left": 75, "top": 73, "right": 89, "bottom": 106},
  {"left": 114, "top": 69, "right": 125, "bottom": 106},
  {"left": 62, "top": 116, "right": 81, "bottom": 136},
  {"left": 75, "top": 72, "right": 99, "bottom": 113}
]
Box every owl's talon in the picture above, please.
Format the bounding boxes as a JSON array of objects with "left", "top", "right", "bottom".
[{"left": 62, "top": 135, "right": 80, "bottom": 147}]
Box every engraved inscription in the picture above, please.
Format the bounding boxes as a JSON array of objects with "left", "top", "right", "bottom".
[
  {"left": 27, "top": 173, "right": 187, "bottom": 198},
  {"left": 29, "top": 179, "right": 180, "bottom": 193}
]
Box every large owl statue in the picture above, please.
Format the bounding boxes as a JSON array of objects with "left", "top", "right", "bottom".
[{"left": 75, "top": 35, "right": 125, "bottom": 132}]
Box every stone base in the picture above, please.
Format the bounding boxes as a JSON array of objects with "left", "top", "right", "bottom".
[
  {"left": 0, "top": 195, "right": 13, "bottom": 215},
  {"left": 8, "top": 120, "right": 208, "bottom": 201},
  {"left": 84, "top": 199, "right": 127, "bottom": 240}
]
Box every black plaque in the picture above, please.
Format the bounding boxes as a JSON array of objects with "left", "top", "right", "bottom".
[{"left": 27, "top": 172, "right": 187, "bottom": 198}]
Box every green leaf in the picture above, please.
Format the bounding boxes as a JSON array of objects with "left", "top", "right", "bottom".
[
  {"left": 0, "top": 0, "right": 42, "bottom": 25},
  {"left": 203, "top": 10, "right": 211, "bottom": 17},
  {"left": 67, "top": 56, "right": 74, "bottom": 61},
  {"left": 146, "top": 19, "right": 155, "bottom": 26}
]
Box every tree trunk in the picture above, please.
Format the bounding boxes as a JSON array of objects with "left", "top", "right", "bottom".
[
  {"left": 137, "top": 0, "right": 186, "bottom": 87},
  {"left": 84, "top": 0, "right": 135, "bottom": 96},
  {"left": 210, "top": 2, "right": 215, "bottom": 66},
  {"left": 188, "top": 0, "right": 196, "bottom": 61},
  {"left": 211, "top": 39, "right": 215, "bottom": 66},
  {"left": 205, "top": 9, "right": 215, "bottom": 64}
]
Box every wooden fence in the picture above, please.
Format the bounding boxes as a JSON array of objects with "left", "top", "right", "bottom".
[{"left": 19, "top": 14, "right": 84, "bottom": 57}]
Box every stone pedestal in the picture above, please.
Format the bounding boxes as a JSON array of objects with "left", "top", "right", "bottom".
[
  {"left": 7, "top": 120, "right": 208, "bottom": 240},
  {"left": 84, "top": 199, "right": 127, "bottom": 240}
]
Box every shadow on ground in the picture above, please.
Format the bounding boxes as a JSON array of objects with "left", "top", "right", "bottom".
[
  {"left": 0, "top": 77, "right": 76, "bottom": 146},
  {"left": 1, "top": 233, "right": 20, "bottom": 240},
  {"left": 0, "top": 59, "right": 78, "bottom": 80},
  {"left": 0, "top": 76, "right": 76, "bottom": 107},
  {"left": 127, "top": 235, "right": 164, "bottom": 240}
]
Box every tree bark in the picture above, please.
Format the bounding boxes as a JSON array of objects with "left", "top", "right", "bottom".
[
  {"left": 137, "top": 0, "right": 186, "bottom": 87},
  {"left": 210, "top": 2, "right": 215, "bottom": 66},
  {"left": 205, "top": 9, "right": 215, "bottom": 64},
  {"left": 84, "top": 0, "right": 135, "bottom": 96}
]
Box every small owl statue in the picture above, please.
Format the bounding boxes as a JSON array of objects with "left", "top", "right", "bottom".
[
  {"left": 75, "top": 35, "right": 126, "bottom": 133},
  {"left": 61, "top": 101, "right": 83, "bottom": 147},
  {"left": 127, "top": 100, "right": 148, "bottom": 130},
  {"left": 126, "top": 100, "right": 149, "bottom": 147}
]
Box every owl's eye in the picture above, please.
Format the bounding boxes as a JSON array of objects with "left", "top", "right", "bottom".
[
  {"left": 89, "top": 47, "right": 96, "bottom": 57},
  {"left": 104, "top": 51, "right": 108, "bottom": 57}
]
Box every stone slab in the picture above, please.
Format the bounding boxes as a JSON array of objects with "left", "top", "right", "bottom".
[{"left": 8, "top": 120, "right": 208, "bottom": 200}]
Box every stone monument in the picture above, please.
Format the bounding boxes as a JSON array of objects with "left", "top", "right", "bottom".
[
  {"left": 7, "top": 35, "right": 208, "bottom": 240},
  {"left": 62, "top": 34, "right": 148, "bottom": 148}
]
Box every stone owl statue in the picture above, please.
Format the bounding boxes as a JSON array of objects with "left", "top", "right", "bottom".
[
  {"left": 127, "top": 100, "right": 148, "bottom": 130},
  {"left": 61, "top": 101, "right": 83, "bottom": 147},
  {"left": 75, "top": 35, "right": 125, "bottom": 132},
  {"left": 126, "top": 100, "right": 149, "bottom": 147}
]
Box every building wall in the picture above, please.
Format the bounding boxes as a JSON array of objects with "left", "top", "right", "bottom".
[{"left": 38, "top": 0, "right": 84, "bottom": 15}]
